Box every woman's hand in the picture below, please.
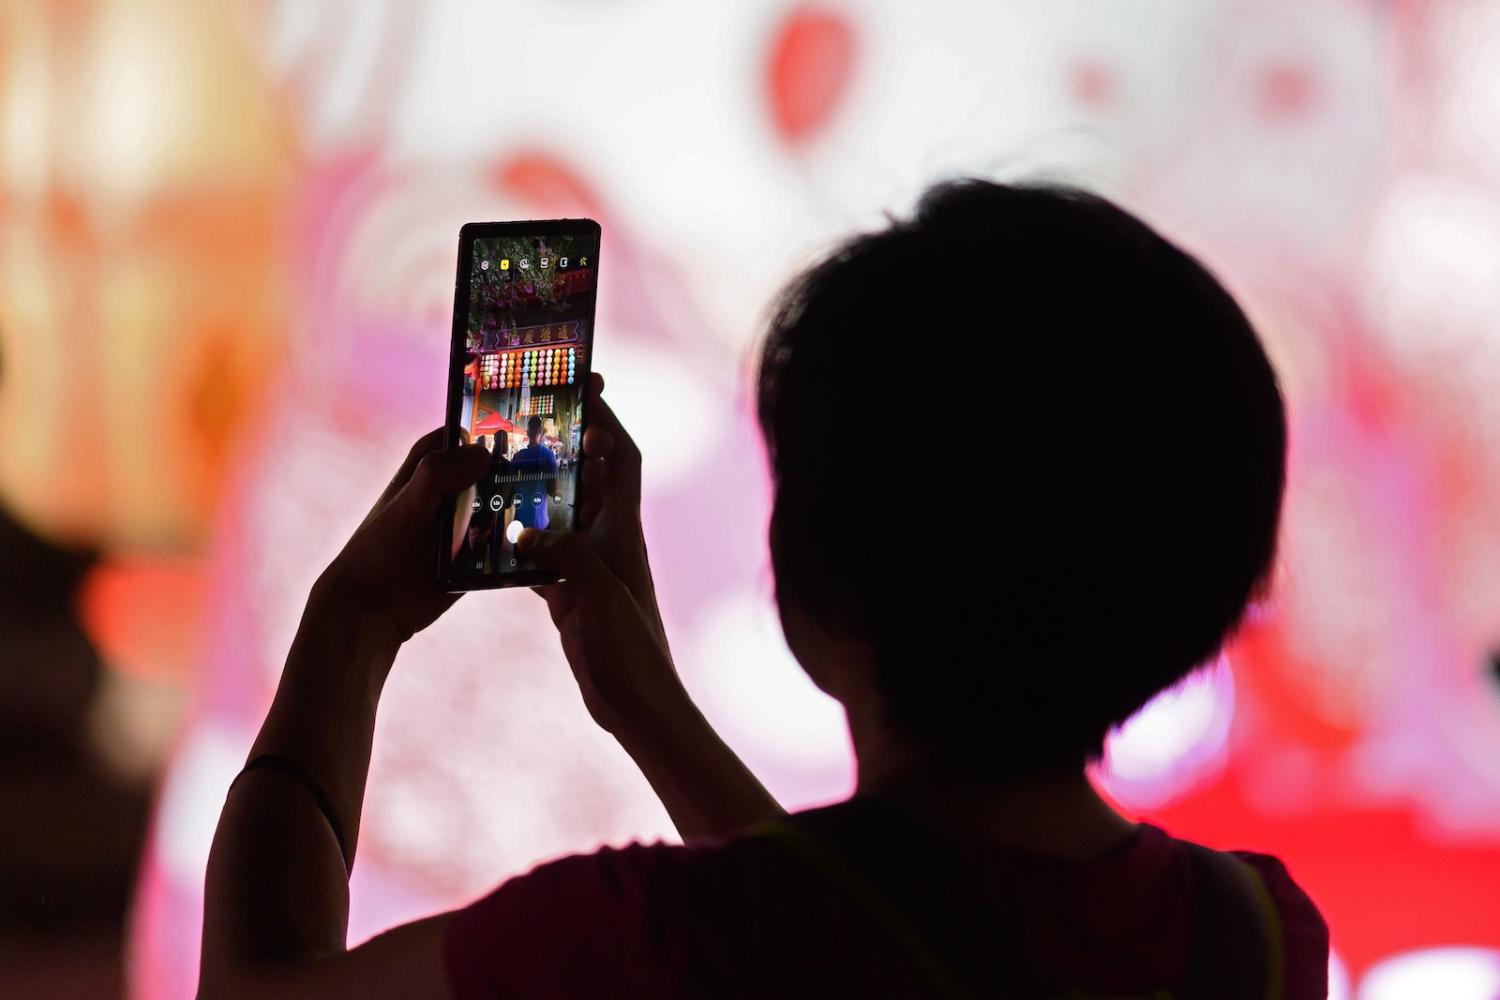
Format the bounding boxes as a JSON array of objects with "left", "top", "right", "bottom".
[
  {"left": 312, "top": 428, "right": 490, "bottom": 648},
  {"left": 520, "top": 374, "right": 681, "bottom": 735},
  {"left": 520, "top": 374, "right": 783, "bottom": 840}
]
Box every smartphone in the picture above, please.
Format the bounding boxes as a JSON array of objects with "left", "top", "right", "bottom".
[{"left": 439, "top": 218, "right": 600, "bottom": 590}]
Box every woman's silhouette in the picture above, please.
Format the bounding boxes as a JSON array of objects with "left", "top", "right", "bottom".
[{"left": 198, "top": 181, "right": 1326, "bottom": 999}]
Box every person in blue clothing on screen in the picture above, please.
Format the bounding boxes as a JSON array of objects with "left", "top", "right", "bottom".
[{"left": 510, "top": 415, "right": 558, "bottom": 531}]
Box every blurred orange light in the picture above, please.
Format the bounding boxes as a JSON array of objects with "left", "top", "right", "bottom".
[{"left": 78, "top": 558, "right": 204, "bottom": 682}]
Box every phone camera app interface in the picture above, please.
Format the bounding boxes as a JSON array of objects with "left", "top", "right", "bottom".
[{"left": 454, "top": 232, "right": 595, "bottom": 578}]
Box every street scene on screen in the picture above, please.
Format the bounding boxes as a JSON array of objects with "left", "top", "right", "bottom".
[{"left": 452, "top": 235, "right": 591, "bottom": 575}]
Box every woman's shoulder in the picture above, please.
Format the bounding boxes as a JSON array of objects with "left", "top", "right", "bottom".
[
  {"left": 446, "top": 830, "right": 796, "bottom": 933},
  {"left": 1228, "top": 847, "right": 1330, "bottom": 983},
  {"left": 1155, "top": 830, "right": 1330, "bottom": 1000},
  {"left": 440, "top": 838, "right": 745, "bottom": 998},
  {"left": 1134, "top": 825, "right": 1328, "bottom": 940}
]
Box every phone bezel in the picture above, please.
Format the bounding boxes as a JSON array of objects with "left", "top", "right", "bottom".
[{"left": 438, "top": 217, "right": 600, "bottom": 592}]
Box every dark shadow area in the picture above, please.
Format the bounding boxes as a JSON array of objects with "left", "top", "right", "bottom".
[{"left": 0, "top": 353, "right": 149, "bottom": 995}]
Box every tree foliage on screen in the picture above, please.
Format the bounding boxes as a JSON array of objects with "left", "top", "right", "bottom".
[{"left": 467, "top": 234, "right": 592, "bottom": 340}]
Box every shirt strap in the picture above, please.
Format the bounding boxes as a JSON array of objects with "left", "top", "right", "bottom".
[{"left": 1181, "top": 842, "right": 1284, "bottom": 1000}]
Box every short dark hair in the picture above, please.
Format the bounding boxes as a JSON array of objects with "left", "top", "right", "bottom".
[
  {"left": 757, "top": 180, "right": 1286, "bottom": 775},
  {"left": 527, "top": 415, "right": 544, "bottom": 437}
]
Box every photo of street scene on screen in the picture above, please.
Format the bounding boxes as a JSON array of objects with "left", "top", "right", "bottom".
[{"left": 453, "top": 234, "right": 593, "bottom": 575}]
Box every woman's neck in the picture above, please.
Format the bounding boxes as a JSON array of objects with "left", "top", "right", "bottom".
[{"left": 849, "top": 707, "right": 1136, "bottom": 860}]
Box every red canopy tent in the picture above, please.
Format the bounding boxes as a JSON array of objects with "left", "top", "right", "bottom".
[{"left": 472, "top": 411, "right": 519, "bottom": 435}]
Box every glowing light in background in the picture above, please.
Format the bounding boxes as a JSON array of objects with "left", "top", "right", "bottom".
[
  {"left": 153, "top": 722, "right": 248, "bottom": 893},
  {"left": 1329, "top": 952, "right": 1351, "bottom": 1000},
  {"left": 0, "top": 1, "right": 292, "bottom": 549},
  {"left": 1357, "top": 947, "right": 1500, "bottom": 1000},
  {"left": 1098, "top": 656, "right": 1235, "bottom": 810}
]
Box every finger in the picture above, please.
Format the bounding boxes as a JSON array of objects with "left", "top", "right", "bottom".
[
  {"left": 421, "top": 591, "right": 464, "bottom": 627},
  {"left": 364, "top": 426, "right": 464, "bottom": 527},
  {"left": 389, "top": 443, "right": 489, "bottom": 525},
  {"left": 535, "top": 583, "right": 588, "bottom": 683},
  {"left": 533, "top": 582, "right": 576, "bottom": 628},
  {"left": 583, "top": 378, "right": 641, "bottom": 502},
  {"left": 577, "top": 455, "right": 608, "bottom": 529},
  {"left": 582, "top": 425, "right": 614, "bottom": 459},
  {"left": 581, "top": 453, "right": 608, "bottom": 486},
  {"left": 516, "top": 528, "right": 616, "bottom": 592},
  {"left": 585, "top": 381, "right": 633, "bottom": 458}
]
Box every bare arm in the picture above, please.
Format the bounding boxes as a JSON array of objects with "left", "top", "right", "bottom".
[
  {"left": 527, "top": 535, "right": 782, "bottom": 841},
  {"left": 619, "top": 696, "right": 784, "bottom": 843},
  {"left": 201, "top": 605, "right": 393, "bottom": 984},
  {"left": 199, "top": 431, "right": 489, "bottom": 998}
]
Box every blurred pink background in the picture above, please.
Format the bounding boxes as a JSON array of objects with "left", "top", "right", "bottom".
[{"left": 2, "top": 2, "right": 1500, "bottom": 997}]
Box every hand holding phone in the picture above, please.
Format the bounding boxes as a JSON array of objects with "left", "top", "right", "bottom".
[
  {"left": 517, "top": 383, "right": 783, "bottom": 836},
  {"left": 513, "top": 374, "right": 675, "bottom": 720},
  {"left": 314, "top": 428, "right": 490, "bottom": 646}
]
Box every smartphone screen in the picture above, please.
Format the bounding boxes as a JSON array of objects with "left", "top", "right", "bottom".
[{"left": 440, "top": 219, "right": 600, "bottom": 590}]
